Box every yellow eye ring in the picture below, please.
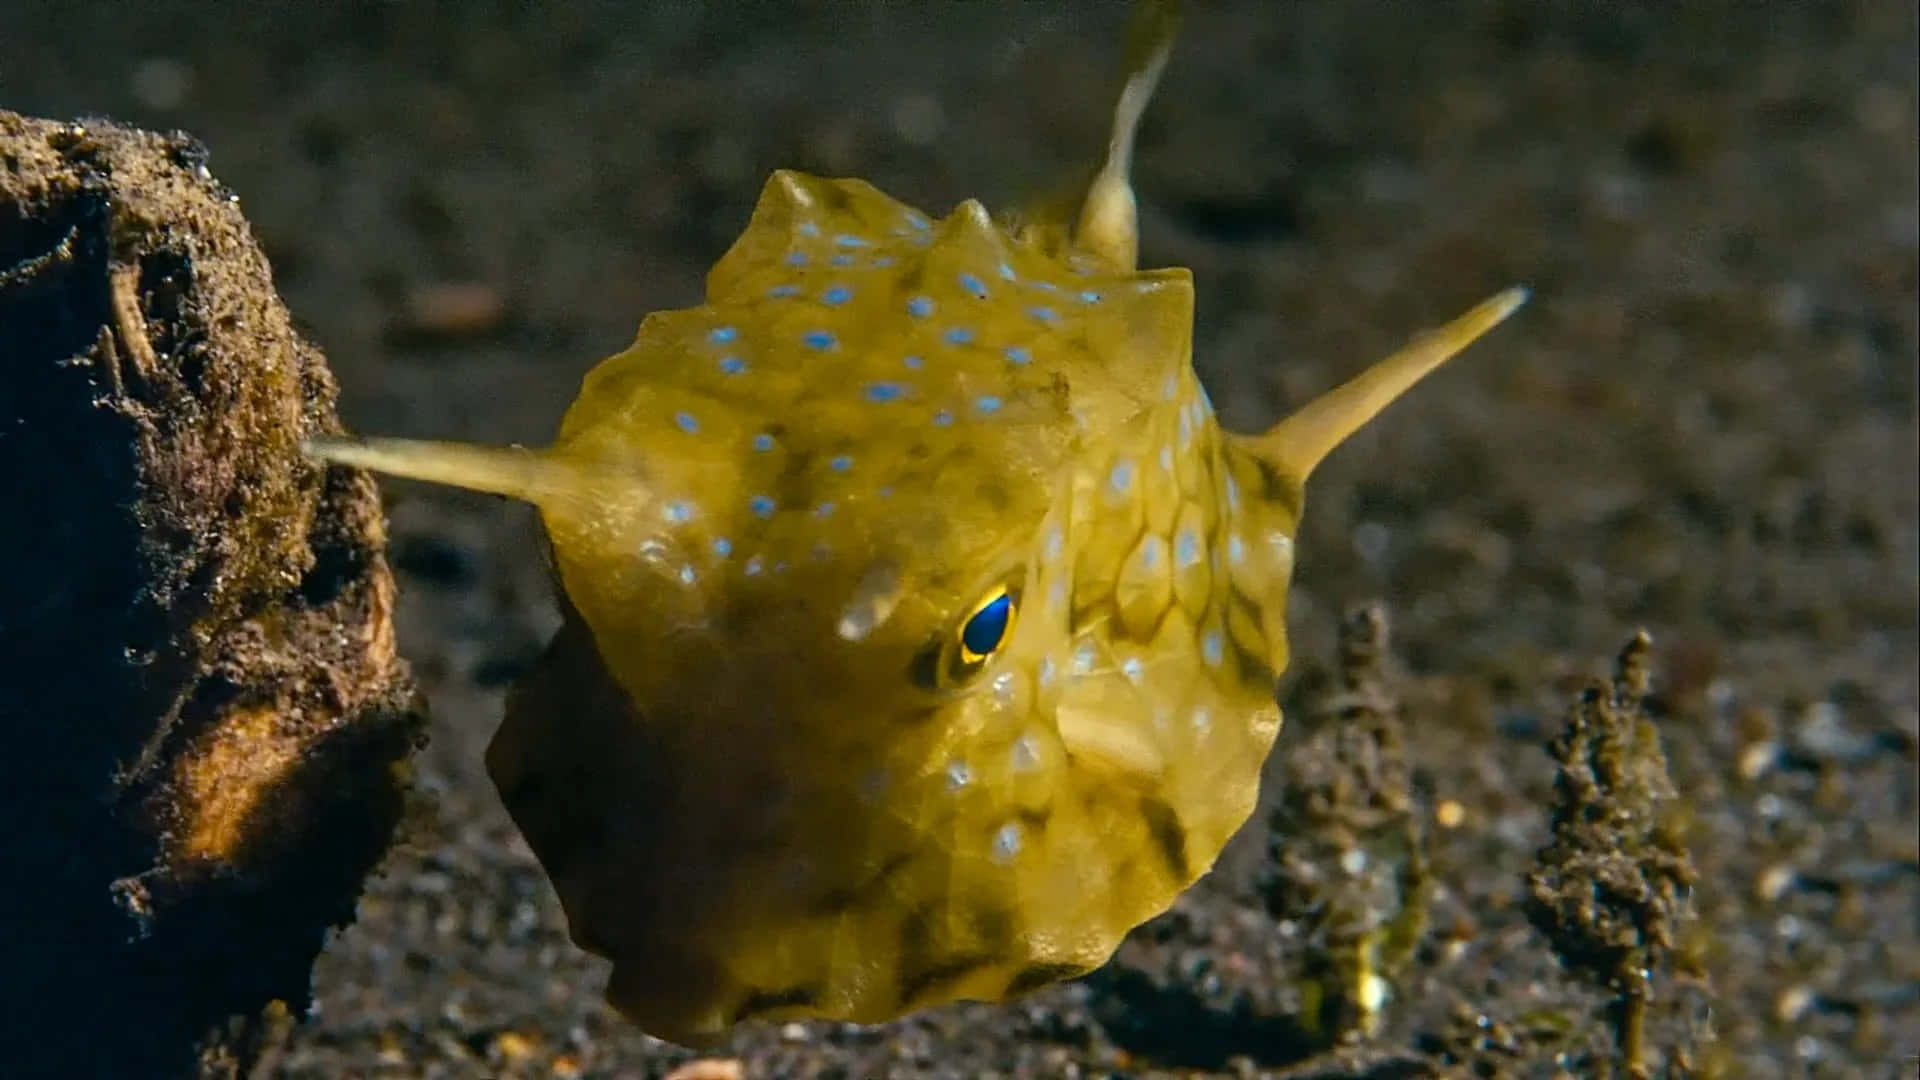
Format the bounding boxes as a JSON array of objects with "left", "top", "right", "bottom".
[{"left": 955, "top": 585, "right": 1018, "bottom": 667}]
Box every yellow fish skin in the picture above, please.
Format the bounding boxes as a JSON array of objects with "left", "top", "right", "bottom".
[{"left": 302, "top": 1, "right": 1525, "bottom": 1048}]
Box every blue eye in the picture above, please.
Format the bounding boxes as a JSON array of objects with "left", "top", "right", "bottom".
[{"left": 958, "top": 588, "right": 1016, "bottom": 663}]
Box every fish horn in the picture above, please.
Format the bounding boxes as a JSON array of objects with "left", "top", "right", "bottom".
[
  {"left": 302, "top": 434, "right": 613, "bottom": 508},
  {"left": 1245, "top": 286, "right": 1530, "bottom": 484}
]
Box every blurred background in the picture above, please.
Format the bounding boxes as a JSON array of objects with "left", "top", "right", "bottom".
[{"left": 4, "top": 3, "right": 1915, "bottom": 1077}]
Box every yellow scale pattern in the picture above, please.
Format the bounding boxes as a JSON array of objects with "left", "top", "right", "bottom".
[{"left": 303, "top": 0, "right": 1525, "bottom": 1048}]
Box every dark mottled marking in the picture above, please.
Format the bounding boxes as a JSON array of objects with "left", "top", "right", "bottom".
[
  {"left": 1139, "top": 796, "right": 1191, "bottom": 882},
  {"left": 1232, "top": 641, "right": 1269, "bottom": 686},
  {"left": 733, "top": 983, "right": 821, "bottom": 1022},
  {"left": 894, "top": 900, "right": 1016, "bottom": 1007},
  {"left": 775, "top": 447, "right": 819, "bottom": 489},
  {"left": 1249, "top": 455, "right": 1305, "bottom": 520},
  {"left": 974, "top": 478, "right": 1013, "bottom": 512},
  {"left": 974, "top": 905, "right": 1016, "bottom": 950},
  {"left": 808, "top": 849, "right": 914, "bottom": 916},
  {"left": 1046, "top": 372, "right": 1073, "bottom": 412},
  {"left": 897, "top": 952, "right": 997, "bottom": 1008},
  {"left": 1005, "top": 961, "right": 1089, "bottom": 997},
  {"left": 1224, "top": 591, "right": 1272, "bottom": 683}
]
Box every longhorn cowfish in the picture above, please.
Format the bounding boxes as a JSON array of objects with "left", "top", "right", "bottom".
[{"left": 304, "top": 0, "right": 1525, "bottom": 1047}]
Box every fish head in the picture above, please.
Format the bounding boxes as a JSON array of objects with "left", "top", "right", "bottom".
[{"left": 535, "top": 171, "right": 1204, "bottom": 747}]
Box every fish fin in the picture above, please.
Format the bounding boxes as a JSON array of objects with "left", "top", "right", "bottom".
[
  {"left": 1004, "top": 0, "right": 1181, "bottom": 265},
  {"left": 1244, "top": 287, "right": 1530, "bottom": 484},
  {"left": 1073, "top": 0, "right": 1181, "bottom": 270}
]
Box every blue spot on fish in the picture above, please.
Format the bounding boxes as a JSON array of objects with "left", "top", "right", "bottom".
[
  {"left": 831, "top": 253, "right": 856, "bottom": 267},
  {"left": 664, "top": 501, "right": 693, "bottom": 523},
  {"left": 749, "top": 495, "right": 776, "bottom": 518},
  {"left": 933, "top": 409, "right": 954, "bottom": 427},
  {"left": 1177, "top": 530, "right": 1201, "bottom": 566},
  {"left": 753, "top": 433, "right": 775, "bottom": 453},
  {"left": 784, "top": 251, "right": 808, "bottom": 267},
  {"left": 822, "top": 285, "right": 852, "bottom": 305},
  {"left": 1139, "top": 536, "right": 1162, "bottom": 569},
  {"left": 998, "top": 261, "right": 1016, "bottom": 281},
  {"left": 769, "top": 283, "right": 800, "bottom": 298},
  {"left": 833, "top": 233, "right": 868, "bottom": 248},
  {"left": 797, "top": 221, "right": 821, "bottom": 237},
  {"left": 815, "top": 502, "right": 836, "bottom": 518},
  {"left": 958, "top": 272, "right": 987, "bottom": 298},
  {"left": 708, "top": 326, "right": 737, "bottom": 345},
  {"left": 1074, "top": 642, "right": 1097, "bottom": 672},
  {"left": 903, "top": 354, "right": 924, "bottom": 370},
  {"left": 1109, "top": 458, "right": 1135, "bottom": 494},
  {"left": 713, "top": 538, "right": 733, "bottom": 558},
  {"left": 866, "top": 382, "right": 907, "bottom": 403},
  {"left": 975, "top": 395, "right": 1002, "bottom": 414},
  {"left": 719, "top": 355, "right": 747, "bottom": 375},
  {"left": 871, "top": 255, "right": 895, "bottom": 268},
  {"left": 1079, "top": 289, "right": 1103, "bottom": 303},
  {"left": 1027, "top": 305, "right": 1059, "bottom": 324},
  {"left": 907, "top": 296, "right": 934, "bottom": 318},
  {"left": 675, "top": 412, "right": 700, "bottom": 434},
  {"left": 830, "top": 455, "right": 852, "bottom": 472},
  {"left": 944, "top": 326, "right": 975, "bottom": 346},
  {"left": 745, "top": 556, "right": 765, "bottom": 576},
  {"left": 803, "top": 330, "right": 837, "bottom": 351},
  {"left": 1202, "top": 631, "right": 1224, "bottom": 667},
  {"left": 1004, "top": 345, "right": 1031, "bottom": 366}
]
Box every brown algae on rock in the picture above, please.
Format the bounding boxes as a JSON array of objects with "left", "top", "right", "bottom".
[
  {"left": 0, "top": 108, "right": 425, "bottom": 1076},
  {"left": 1527, "top": 631, "right": 1702, "bottom": 1079}
]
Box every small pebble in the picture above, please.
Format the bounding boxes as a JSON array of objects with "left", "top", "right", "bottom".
[
  {"left": 491, "top": 1030, "right": 537, "bottom": 1062},
  {"left": 663, "top": 1059, "right": 744, "bottom": 1080},
  {"left": 393, "top": 280, "right": 509, "bottom": 341}
]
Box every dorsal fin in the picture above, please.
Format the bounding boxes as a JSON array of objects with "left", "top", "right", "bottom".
[
  {"left": 1072, "top": 0, "right": 1181, "bottom": 270},
  {"left": 1004, "top": 0, "right": 1181, "bottom": 264}
]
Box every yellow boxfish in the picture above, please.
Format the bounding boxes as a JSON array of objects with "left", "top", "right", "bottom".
[{"left": 304, "top": 0, "right": 1525, "bottom": 1048}]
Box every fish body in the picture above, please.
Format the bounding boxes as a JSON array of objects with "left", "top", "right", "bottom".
[{"left": 304, "top": 1, "right": 1525, "bottom": 1047}]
